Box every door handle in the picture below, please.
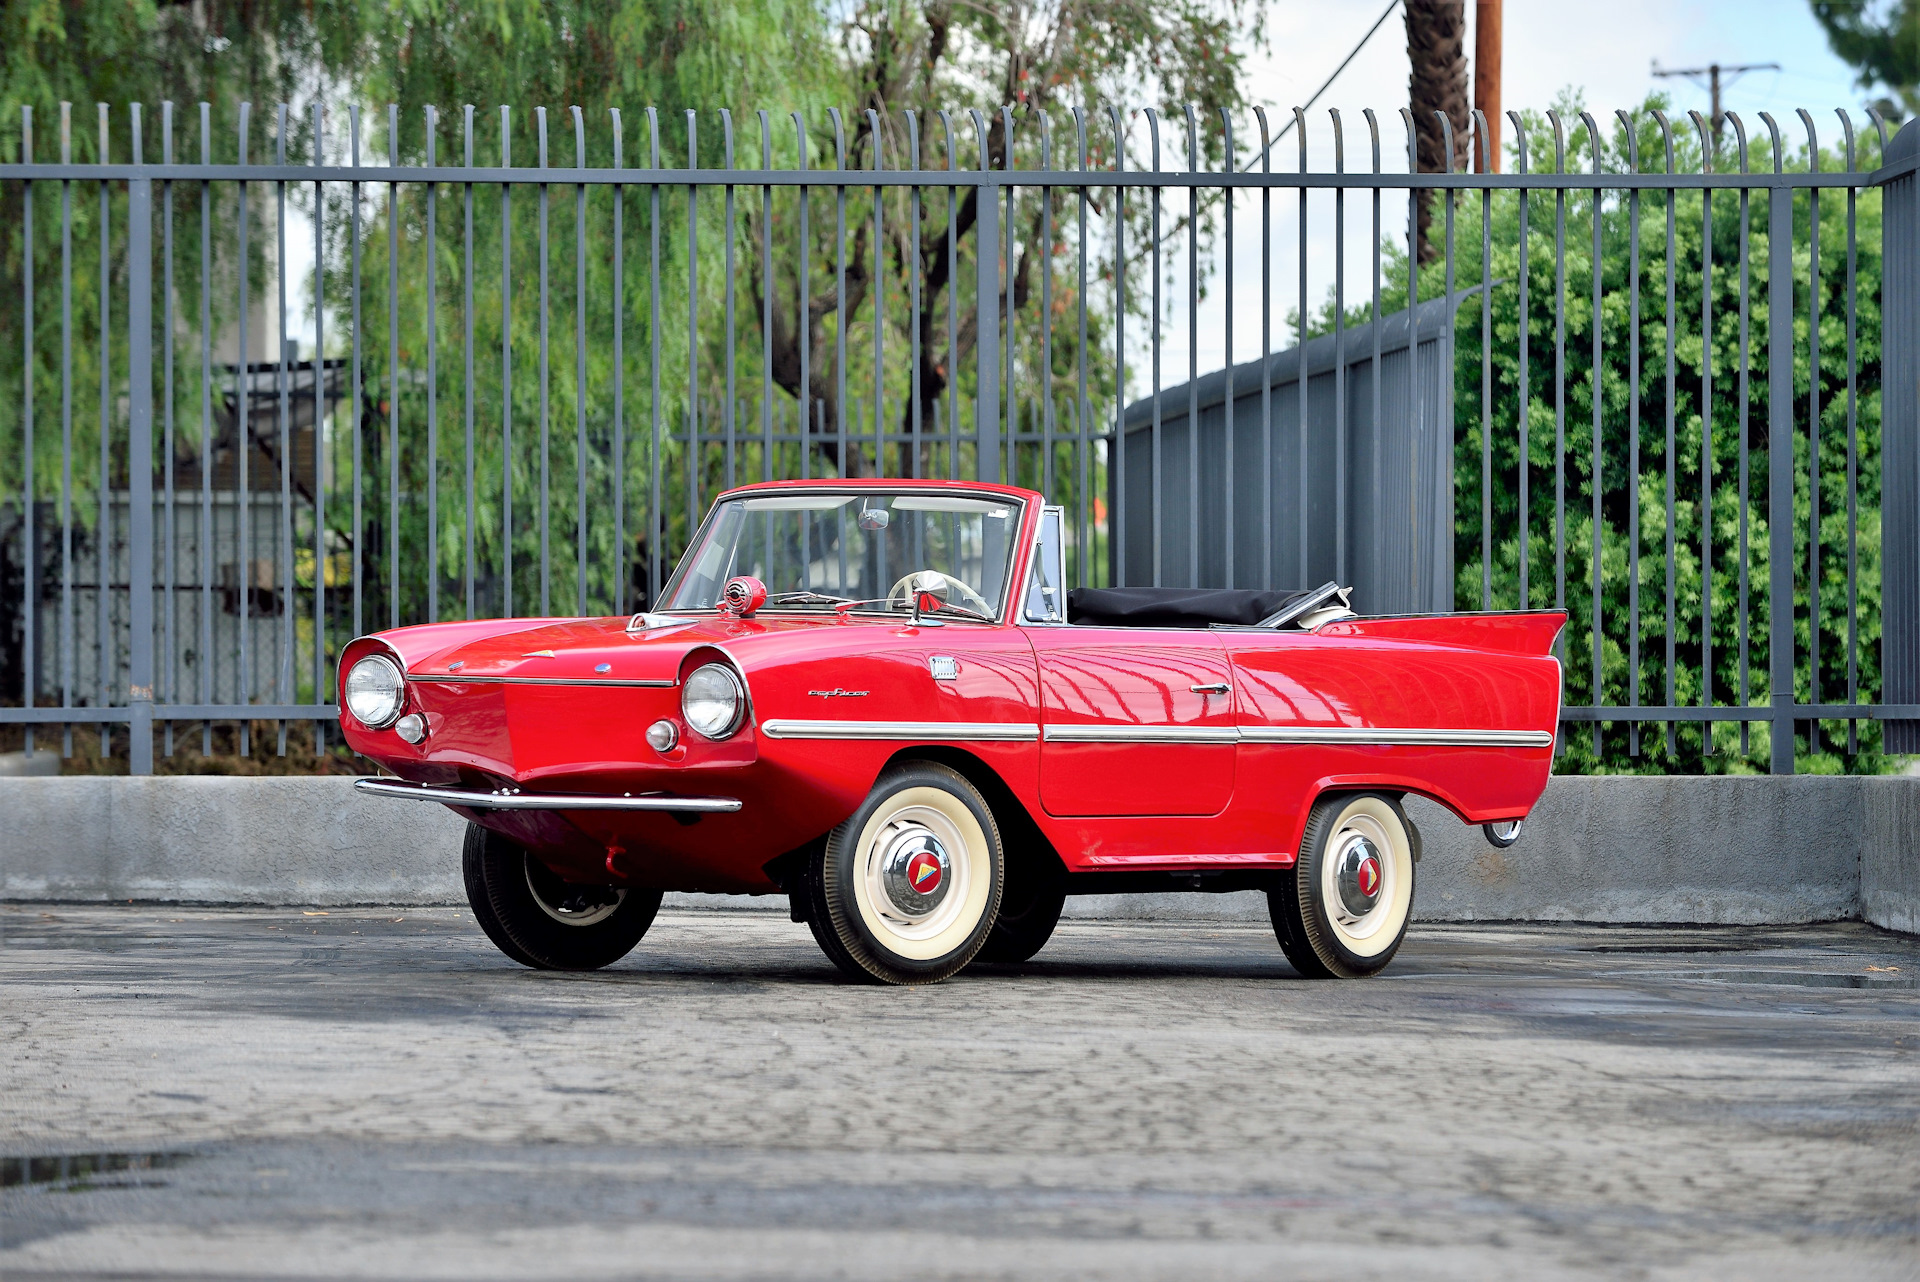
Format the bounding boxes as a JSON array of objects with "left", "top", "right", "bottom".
[{"left": 1189, "top": 682, "right": 1230, "bottom": 695}]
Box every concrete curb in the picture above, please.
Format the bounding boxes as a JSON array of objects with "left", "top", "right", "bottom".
[{"left": 2, "top": 774, "right": 1915, "bottom": 932}]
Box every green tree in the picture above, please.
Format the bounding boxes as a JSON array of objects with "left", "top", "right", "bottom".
[{"left": 1813, "top": 0, "right": 1920, "bottom": 118}]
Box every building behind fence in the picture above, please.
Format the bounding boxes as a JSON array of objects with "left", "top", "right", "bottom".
[{"left": 2, "top": 100, "right": 1918, "bottom": 774}]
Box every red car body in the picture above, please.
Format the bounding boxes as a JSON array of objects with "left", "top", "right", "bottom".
[{"left": 339, "top": 478, "right": 1564, "bottom": 901}]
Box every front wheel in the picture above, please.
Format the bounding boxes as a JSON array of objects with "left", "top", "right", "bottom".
[
  {"left": 463, "top": 822, "right": 663, "bottom": 970},
  {"left": 806, "top": 763, "right": 1004, "bottom": 985},
  {"left": 1268, "top": 793, "right": 1415, "bottom": 979}
]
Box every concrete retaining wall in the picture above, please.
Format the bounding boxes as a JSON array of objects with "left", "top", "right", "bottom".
[{"left": 2, "top": 775, "right": 1915, "bottom": 932}]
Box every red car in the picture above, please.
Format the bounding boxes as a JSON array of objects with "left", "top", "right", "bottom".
[{"left": 341, "top": 478, "right": 1563, "bottom": 985}]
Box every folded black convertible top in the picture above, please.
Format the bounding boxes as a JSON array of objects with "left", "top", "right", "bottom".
[{"left": 1067, "top": 586, "right": 1315, "bottom": 628}]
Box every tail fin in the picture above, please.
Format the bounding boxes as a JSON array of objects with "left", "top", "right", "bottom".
[{"left": 1316, "top": 611, "right": 1567, "bottom": 657}]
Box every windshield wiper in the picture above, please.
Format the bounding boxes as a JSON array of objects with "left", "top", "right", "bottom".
[
  {"left": 919, "top": 598, "right": 994, "bottom": 623},
  {"left": 763, "top": 590, "right": 855, "bottom": 607}
]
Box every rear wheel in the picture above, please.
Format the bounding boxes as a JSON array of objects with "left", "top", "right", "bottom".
[
  {"left": 1268, "top": 793, "right": 1415, "bottom": 979},
  {"left": 462, "top": 822, "right": 663, "bottom": 970},
  {"left": 975, "top": 878, "right": 1066, "bottom": 963},
  {"left": 806, "top": 763, "right": 1003, "bottom": 985}
]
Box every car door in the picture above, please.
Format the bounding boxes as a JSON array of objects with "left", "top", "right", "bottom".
[{"left": 1028, "top": 625, "right": 1236, "bottom": 818}]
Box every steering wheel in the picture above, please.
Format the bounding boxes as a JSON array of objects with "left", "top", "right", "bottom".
[{"left": 885, "top": 570, "right": 994, "bottom": 617}]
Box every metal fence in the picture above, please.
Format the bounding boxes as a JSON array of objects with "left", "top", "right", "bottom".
[{"left": 2, "top": 100, "right": 1918, "bottom": 775}]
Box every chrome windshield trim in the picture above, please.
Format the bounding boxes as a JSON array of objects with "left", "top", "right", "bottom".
[
  {"left": 759, "top": 719, "right": 1040, "bottom": 742},
  {"left": 1237, "top": 726, "right": 1555, "bottom": 747},
  {"left": 404, "top": 673, "right": 678, "bottom": 688},
  {"left": 353, "top": 778, "right": 741, "bottom": 812},
  {"left": 1043, "top": 724, "right": 1239, "bottom": 744}
]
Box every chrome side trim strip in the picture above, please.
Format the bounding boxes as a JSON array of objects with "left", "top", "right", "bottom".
[
  {"left": 1043, "top": 724, "right": 1240, "bottom": 744},
  {"left": 405, "top": 673, "right": 677, "bottom": 688},
  {"left": 759, "top": 719, "right": 1041, "bottom": 742},
  {"left": 1237, "top": 726, "right": 1555, "bottom": 747},
  {"left": 353, "top": 778, "right": 742, "bottom": 812}
]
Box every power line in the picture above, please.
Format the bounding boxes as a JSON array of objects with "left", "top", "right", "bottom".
[
  {"left": 1243, "top": 0, "right": 1402, "bottom": 172},
  {"left": 1651, "top": 58, "right": 1780, "bottom": 134}
]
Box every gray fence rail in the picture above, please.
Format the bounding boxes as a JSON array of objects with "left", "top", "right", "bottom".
[{"left": 2, "top": 101, "right": 1918, "bottom": 774}]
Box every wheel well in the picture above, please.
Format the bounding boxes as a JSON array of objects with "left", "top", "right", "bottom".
[{"left": 879, "top": 747, "right": 1068, "bottom": 893}]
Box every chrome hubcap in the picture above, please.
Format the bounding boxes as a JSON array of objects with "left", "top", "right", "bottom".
[
  {"left": 1334, "top": 835, "right": 1385, "bottom": 917},
  {"left": 879, "top": 826, "right": 951, "bottom": 917}
]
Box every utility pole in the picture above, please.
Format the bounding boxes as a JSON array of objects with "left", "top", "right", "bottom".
[
  {"left": 1651, "top": 59, "right": 1780, "bottom": 136},
  {"left": 1474, "top": 0, "right": 1502, "bottom": 171}
]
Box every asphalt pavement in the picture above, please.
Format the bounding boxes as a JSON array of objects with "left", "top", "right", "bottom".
[{"left": 1, "top": 904, "right": 1917, "bottom": 1280}]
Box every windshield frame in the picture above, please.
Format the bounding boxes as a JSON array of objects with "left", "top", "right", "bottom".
[{"left": 655, "top": 484, "right": 1035, "bottom": 623}]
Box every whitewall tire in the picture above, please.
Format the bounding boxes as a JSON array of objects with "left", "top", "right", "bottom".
[
  {"left": 807, "top": 763, "right": 1004, "bottom": 985},
  {"left": 1268, "top": 792, "right": 1416, "bottom": 978}
]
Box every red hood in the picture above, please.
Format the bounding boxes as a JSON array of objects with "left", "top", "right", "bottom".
[{"left": 372, "top": 611, "right": 884, "bottom": 684}]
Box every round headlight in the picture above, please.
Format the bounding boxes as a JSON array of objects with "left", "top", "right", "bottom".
[
  {"left": 682, "top": 663, "right": 745, "bottom": 739},
  {"left": 344, "top": 654, "right": 406, "bottom": 729}
]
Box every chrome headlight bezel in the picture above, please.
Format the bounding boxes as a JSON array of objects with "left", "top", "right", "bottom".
[
  {"left": 344, "top": 654, "right": 407, "bottom": 730},
  {"left": 681, "top": 662, "right": 746, "bottom": 740}
]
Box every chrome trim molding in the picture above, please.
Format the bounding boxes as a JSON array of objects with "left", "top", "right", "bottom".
[
  {"left": 405, "top": 673, "right": 677, "bottom": 688},
  {"left": 1043, "top": 724, "right": 1240, "bottom": 744},
  {"left": 354, "top": 778, "right": 742, "bottom": 812},
  {"left": 1236, "top": 726, "right": 1555, "bottom": 747},
  {"left": 759, "top": 719, "right": 1041, "bottom": 742}
]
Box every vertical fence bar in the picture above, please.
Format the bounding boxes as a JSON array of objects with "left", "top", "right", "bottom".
[
  {"left": 423, "top": 107, "right": 438, "bottom": 629},
  {"left": 1551, "top": 113, "right": 1568, "bottom": 714},
  {"left": 1074, "top": 110, "right": 1090, "bottom": 580},
  {"left": 198, "top": 104, "right": 212, "bottom": 752},
  {"left": 758, "top": 112, "right": 771, "bottom": 488},
  {"left": 499, "top": 106, "right": 513, "bottom": 617},
  {"left": 1732, "top": 115, "right": 1752, "bottom": 754},
  {"left": 1039, "top": 114, "right": 1053, "bottom": 503},
  {"left": 613, "top": 109, "right": 626, "bottom": 611},
  {"left": 1843, "top": 112, "right": 1862, "bottom": 752},
  {"left": 97, "top": 104, "right": 111, "bottom": 753},
  {"left": 1801, "top": 111, "right": 1823, "bottom": 750},
  {"left": 1694, "top": 111, "right": 1715, "bottom": 750},
  {"left": 1223, "top": 110, "right": 1238, "bottom": 590},
  {"left": 276, "top": 104, "right": 293, "bottom": 750},
  {"left": 537, "top": 108, "right": 551, "bottom": 615},
  {"left": 1512, "top": 113, "right": 1530, "bottom": 613},
  {"left": 61, "top": 101, "right": 73, "bottom": 756},
  {"left": 1185, "top": 106, "right": 1201, "bottom": 586},
  {"left": 794, "top": 111, "right": 809, "bottom": 487},
  {"left": 870, "top": 107, "right": 885, "bottom": 482},
  {"left": 724, "top": 111, "right": 738, "bottom": 492},
  {"left": 911, "top": 111, "right": 926, "bottom": 485},
  {"left": 1581, "top": 111, "right": 1602, "bottom": 757},
  {"left": 649, "top": 109, "right": 662, "bottom": 602},
  {"left": 462, "top": 106, "right": 475, "bottom": 620},
  {"left": 1659, "top": 113, "right": 1677, "bottom": 757},
  {"left": 1622, "top": 113, "right": 1641, "bottom": 756},
  {"left": 350, "top": 108, "right": 364, "bottom": 643},
  {"left": 573, "top": 107, "right": 588, "bottom": 616},
  {"left": 1148, "top": 109, "right": 1162, "bottom": 584},
  {"left": 315, "top": 102, "right": 330, "bottom": 711},
  {"left": 1765, "top": 120, "right": 1796, "bottom": 774},
  {"left": 236, "top": 103, "right": 251, "bottom": 753},
  {"left": 1363, "top": 111, "right": 1379, "bottom": 603},
  {"left": 1001, "top": 107, "right": 1016, "bottom": 489},
  {"left": 1403, "top": 110, "right": 1419, "bottom": 610},
  {"left": 1297, "top": 109, "right": 1309, "bottom": 587},
  {"left": 1334, "top": 111, "right": 1349, "bottom": 587},
  {"left": 161, "top": 102, "right": 174, "bottom": 757},
  {"left": 689, "top": 111, "right": 703, "bottom": 543},
  {"left": 388, "top": 105, "right": 401, "bottom": 630},
  {"left": 1259, "top": 108, "right": 1273, "bottom": 593},
  {"left": 974, "top": 110, "right": 1001, "bottom": 484},
  {"left": 128, "top": 106, "right": 155, "bottom": 773},
  {"left": 19, "top": 107, "right": 33, "bottom": 754},
  {"left": 1109, "top": 105, "right": 1125, "bottom": 585},
  {"left": 1475, "top": 110, "right": 1491, "bottom": 611}
]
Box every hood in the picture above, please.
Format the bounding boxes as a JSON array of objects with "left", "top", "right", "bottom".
[{"left": 377, "top": 611, "right": 882, "bottom": 685}]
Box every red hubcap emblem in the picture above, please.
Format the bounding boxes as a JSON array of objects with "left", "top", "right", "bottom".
[
  {"left": 906, "top": 850, "right": 944, "bottom": 895},
  {"left": 1356, "top": 855, "right": 1381, "bottom": 898}
]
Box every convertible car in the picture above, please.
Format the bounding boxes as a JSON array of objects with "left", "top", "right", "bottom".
[{"left": 340, "top": 478, "right": 1563, "bottom": 985}]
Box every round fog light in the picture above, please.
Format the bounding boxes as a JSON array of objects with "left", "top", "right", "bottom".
[
  {"left": 646, "top": 719, "right": 679, "bottom": 753},
  {"left": 394, "top": 713, "right": 428, "bottom": 745}
]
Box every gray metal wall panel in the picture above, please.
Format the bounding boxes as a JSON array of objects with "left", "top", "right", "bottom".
[{"left": 1116, "top": 292, "right": 1463, "bottom": 614}]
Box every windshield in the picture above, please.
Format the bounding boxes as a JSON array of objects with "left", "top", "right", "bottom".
[{"left": 662, "top": 490, "right": 1023, "bottom": 618}]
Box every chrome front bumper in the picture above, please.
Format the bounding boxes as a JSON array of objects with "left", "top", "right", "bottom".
[{"left": 353, "top": 777, "right": 743, "bottom": 813}]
